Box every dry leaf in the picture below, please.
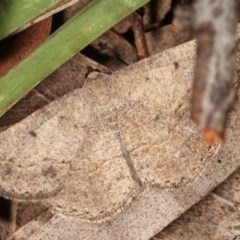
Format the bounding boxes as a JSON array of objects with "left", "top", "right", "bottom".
[
  {"left": 88, "top": 30, "right": 138, "bottom": 70},
  {"left": 153, "top": 192, "right": 240, "bottom": 239},
  {"left": 0, "top": 18, "right": 52, "bottom": 78},
  {"left": 153, "top": 168, "right": 240, "bottom": 239},
  {"left": 146, "top": 24, "right": 193, "bottom": 54},
  {"left": 6, "top": 211, "right": 52, "bottom": 240}
]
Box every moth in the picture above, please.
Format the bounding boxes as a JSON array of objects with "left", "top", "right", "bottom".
[{"left": 0, "top": 38, "right": 240, "bottom": 239}]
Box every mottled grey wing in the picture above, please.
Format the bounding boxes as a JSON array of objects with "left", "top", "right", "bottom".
[{"left": 0, "top": 40, "right": 217, "bottom": 222}]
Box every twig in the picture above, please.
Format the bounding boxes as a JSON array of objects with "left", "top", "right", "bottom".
[
  {"left": 190, "top": 0, "right": 238, "bottom": 143},
  {"left": 132, "top": 11, "right": 150, "bottom": 59}
]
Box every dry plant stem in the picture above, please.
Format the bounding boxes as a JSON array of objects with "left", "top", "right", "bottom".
[
  {"left": 190, "top": 0, "right": 238, "bottom": 143},
  {"left": 132, "top": 12, "right": 150, "bottom": 59}
]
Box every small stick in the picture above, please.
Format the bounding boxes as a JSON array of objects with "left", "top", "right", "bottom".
[
  {"left": 132, "top": 10, "right": 150, "bottom": 59},
  {"left": 190, "top": 0, "right": 238, "bottom": 144}
]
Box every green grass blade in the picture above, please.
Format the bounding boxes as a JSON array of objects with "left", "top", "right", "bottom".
[
  {"left": 0, "top": 0, "right": 67, "bottom": 40},
  {"left": 0, "top": 0, "right": 149, "bottom": 117}
]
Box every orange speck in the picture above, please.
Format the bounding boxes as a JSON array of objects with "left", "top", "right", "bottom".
[{"left": 203, "top": 129, "right": 223, "bottom": 145}]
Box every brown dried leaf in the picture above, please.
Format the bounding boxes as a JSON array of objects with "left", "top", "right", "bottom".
[
  {"left": 7, "top": 210, "right": 53, "bottom": 240},
  {"left": 1, "top": 202, "right": 48, "bottom": 240},
  {"left": 143, "top": 0, "right": 172, "bottom": 27},
  {"left": 0, "top": 18, "right": 52, "bottom": 78},
  {"left": 153, "top": 168, "right": 240, "bottom": 239},
  {"left": 113, "top": 0, "right": 172, "bottom": 35},
  {"left": 153, "top": 193, "right": 240, "bottom": 240},
  {"left": 89, "top": 30, "right": 138, "bottom": 69},
  {"left": 146, "top": 24, "right": 193, "bottom": 54}
]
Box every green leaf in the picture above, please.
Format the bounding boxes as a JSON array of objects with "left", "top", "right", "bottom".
[
  {"left": 0, "top": 0, "right": 149, "bottom": 117},
  {"left": 0, "top": 0, "right": 65, "bottom": 40}
]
